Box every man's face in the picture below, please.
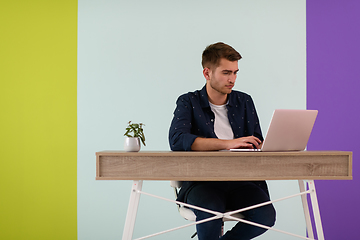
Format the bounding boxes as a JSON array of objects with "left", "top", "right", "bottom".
[{"left": 206, "top": 58, "right": 239, "bottom": 95}]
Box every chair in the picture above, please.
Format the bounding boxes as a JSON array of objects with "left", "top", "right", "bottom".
[{"left": 170, "top": 181, "right": 244, "bottom": 238}]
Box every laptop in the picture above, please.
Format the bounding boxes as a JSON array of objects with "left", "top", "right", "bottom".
[{"left": 230, "top": 109, "right": 318, "bottom": 152}]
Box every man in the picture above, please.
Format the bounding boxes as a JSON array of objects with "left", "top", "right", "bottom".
[{"left": 168, "top": 42, "right": 276, "bottom": 240}]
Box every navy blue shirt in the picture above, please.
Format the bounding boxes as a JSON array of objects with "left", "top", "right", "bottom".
[
  {"left": 169, "top": 85, "right": 263, "bottom": 151},
  {"left": 168, "top": 85, "right": 268, "bottom": 202}
]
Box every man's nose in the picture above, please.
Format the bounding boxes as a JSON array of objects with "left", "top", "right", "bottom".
[{"left": 228, "top": 74, "right": 236, "bottom": 83}]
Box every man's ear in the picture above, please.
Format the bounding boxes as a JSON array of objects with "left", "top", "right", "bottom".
[{"left": 203, "top": 67, "right": 211, "bottom": 81}]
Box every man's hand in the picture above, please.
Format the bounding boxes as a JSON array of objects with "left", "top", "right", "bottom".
[
  {"left": 191, "top": 136, "right": 262, "bottom": 151},
  {"left": 226, "top": 136, "right": 262, "bottom": 150}
]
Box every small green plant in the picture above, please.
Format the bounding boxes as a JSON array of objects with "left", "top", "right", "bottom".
[{"left": 124, "top": 121, "right": 146, "bottom": 146}]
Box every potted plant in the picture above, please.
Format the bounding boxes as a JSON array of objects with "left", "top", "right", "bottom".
[{"left": 123, "top": 121, "right": 146, "bottom": 152}]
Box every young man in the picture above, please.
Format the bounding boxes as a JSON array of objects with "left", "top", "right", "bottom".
[{"left": 168, "top": 42, "right": 276, "bottom": 240}]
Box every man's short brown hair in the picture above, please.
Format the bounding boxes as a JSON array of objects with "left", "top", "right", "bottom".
[{"left": 201, "top": 42, "right": 242, "bottom": 70}]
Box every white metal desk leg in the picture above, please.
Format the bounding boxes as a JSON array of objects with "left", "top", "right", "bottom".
[
  {"left": 298, "top": 180, "right": 314, "bottom": 239},
  {"left": 122, "top": 180, "right": 143, "bottom": 240},
  {"left": 308, "top": 180, "right": 325, "bottom": 240}
]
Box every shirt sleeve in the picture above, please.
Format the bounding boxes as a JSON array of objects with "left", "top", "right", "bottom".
[
  {"left": 246, "top": 95, "right": 263, "bottom": 141},
  {"left": 168, "top": 94, "right": 198, "bottom": 151}
]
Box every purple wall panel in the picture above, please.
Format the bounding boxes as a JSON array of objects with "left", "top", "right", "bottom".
[{"left": 307, "top": 1, "right": 360, "bottom": 239}]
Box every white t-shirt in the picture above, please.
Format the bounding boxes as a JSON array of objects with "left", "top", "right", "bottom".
[{"left": 209, "top": 102, "right": 234, "bottom": 140}]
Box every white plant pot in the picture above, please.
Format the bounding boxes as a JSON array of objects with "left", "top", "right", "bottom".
[{"left": 124, "top": 137, "right": 141, "bottom": 152}]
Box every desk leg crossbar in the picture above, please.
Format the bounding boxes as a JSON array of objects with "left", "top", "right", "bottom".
[{"left": 122, "top": 180, "right": 324, "bottom": 240}]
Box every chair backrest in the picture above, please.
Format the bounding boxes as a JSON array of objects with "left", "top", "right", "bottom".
[{"left": 170, "top": 180, "right": 182, "bottom": 188}]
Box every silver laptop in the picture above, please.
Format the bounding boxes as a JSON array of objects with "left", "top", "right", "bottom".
[{"left": 230, "top": 109, "right": 318, "bottom": 152}]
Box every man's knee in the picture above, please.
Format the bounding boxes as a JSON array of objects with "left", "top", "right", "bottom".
[
  {"left": 261, "top": 204, "right": 276, "bottom": 227},
  {"left": 247, "top": 204, "right": 276, "bottom": 227}
]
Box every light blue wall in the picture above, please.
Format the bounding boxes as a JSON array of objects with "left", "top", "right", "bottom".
[{"left": 78, "top": 1, "right": 307, "bottom": 239}]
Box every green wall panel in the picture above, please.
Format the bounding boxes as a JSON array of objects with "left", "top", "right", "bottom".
[{"left": 0, "top": 1, "right": 77, "bottom": 239}]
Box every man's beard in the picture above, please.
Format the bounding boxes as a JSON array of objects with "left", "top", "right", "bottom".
[{"left": 210, "top": 81, "right": 231, "bottom": 95}]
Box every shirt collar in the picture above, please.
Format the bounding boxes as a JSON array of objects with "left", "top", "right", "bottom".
[
  {"left": 199, "top": 84, "right": 234, "bottom": 108},
  {"left": 199, "top": 85, "right": 210, "bottom": 108}
]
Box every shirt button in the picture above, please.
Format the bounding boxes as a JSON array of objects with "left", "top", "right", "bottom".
[{"left": 211, "top": 119, "right": 214, "bottom": 122}]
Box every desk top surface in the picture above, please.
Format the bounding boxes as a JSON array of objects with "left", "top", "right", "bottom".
[
  {"left": 96, "top": 150, "right": 351, "bottom": 156},
  {"left": 96, "top": 151, "right": 352, "bottom": 181}
]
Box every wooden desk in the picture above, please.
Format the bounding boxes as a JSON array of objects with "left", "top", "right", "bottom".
[
  {"left": 96, "top": 151, "right": 352, "bottom": 181},
  {"left": 96, "top": 151, "right": 352, "bottom": 240}
]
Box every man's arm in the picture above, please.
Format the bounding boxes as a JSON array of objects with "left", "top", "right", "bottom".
[
  {"left": 169, "top": 94, "right": 199, "bottom": 151},
  {"left": 191, "top": 135, "right": 262, "bottom": 151}
]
